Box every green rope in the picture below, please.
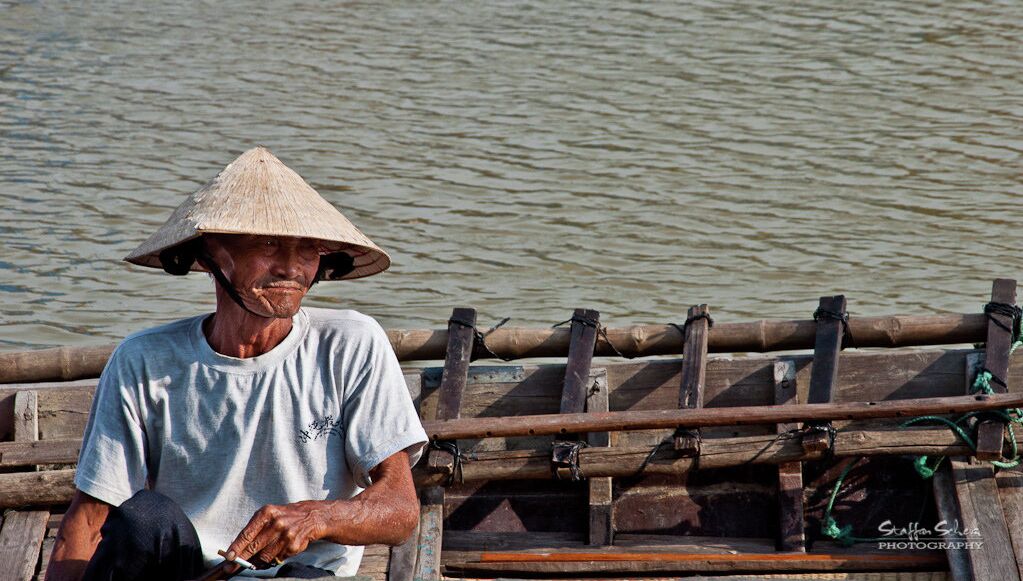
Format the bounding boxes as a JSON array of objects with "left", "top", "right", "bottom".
[{"left": 821, "top": 327, "right": 1023, "bottom": 544}]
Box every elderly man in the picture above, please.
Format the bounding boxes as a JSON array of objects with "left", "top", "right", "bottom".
[{"left": 46, "top": 147, "right": 428, "bottom": 580}]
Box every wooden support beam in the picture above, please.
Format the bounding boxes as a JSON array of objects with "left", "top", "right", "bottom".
[
  {"left": 420, "top": 307, "right": 476, "bottom": 581},
  {"left": 674, "top": 305, "right": 710, "bottom": 456},
  {"left": 976, "top": 278, "right": 1017, "bottom": 460},
  {"left": 412, "top": 426, "right": 976, "bottom": 486},
  {"left": 559, "top": 309, "right": 600, "bottom": 416},
  {"left": 0, "top": 509, "right": 49, "bottom": 581},
  {"left": 802, "top": 295, "right": 847, "bottom": 454},
  {"left": 774, "top": 360, "right": 805, "bottom": 553},
  {"left": 586, "top": 370, "right": 613, "bottom": 546},
  {"left": 427, "top": 307, "right": 476, "bottom": 474},
  {"left": 13, "top": 390, "right": 38, "bottom": 443}
]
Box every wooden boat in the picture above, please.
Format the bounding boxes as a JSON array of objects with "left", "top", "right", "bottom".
[{"left": 2, "top": 280, "right": 1023, "bottom": 581}]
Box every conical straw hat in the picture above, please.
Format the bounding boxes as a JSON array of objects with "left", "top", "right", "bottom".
[{"left": 125, "top": 147, "right": 390, "bottom": 280}]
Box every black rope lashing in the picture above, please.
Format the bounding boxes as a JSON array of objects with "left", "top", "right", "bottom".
[
  {"left": 448, "top": 315, "right": 515, "bottom": 362},
  {"left": 430, "top": 440, "right": 470, "bottom": 486},
  {"left": 551, "top": 440, "right": 589, "bottom": 481},
  {"left": 814, "top": 307, "right": 854, "bottom": 349},
  {"left": 984, "top": 302, "right": 1022, "bottom": 342},
  {"left": 552, "top": 314, "right": 634, "bottom": 359},
  {"left": 801, "top": 423, "right": 838, "bottom": 456}
]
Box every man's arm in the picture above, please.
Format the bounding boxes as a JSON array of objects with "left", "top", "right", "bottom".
[
  {"left": 45, "top": 490, "right": 111, "bottom": 581},
  {"left": 224, "top": 449, "right": 420, "bottom": 569}
]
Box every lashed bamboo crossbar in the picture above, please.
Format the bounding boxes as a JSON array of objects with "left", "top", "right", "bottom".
[
  {"left": 0, "top": 313, "right": 988, "bottom": 383},
  {"left": 0, "top": 313, "right": 990, "bottom": 386},
  {"left": 0, "top": 427, "right": 981, "bottom": 507},
  {"left": 422, "top": 392, "right": 1023, "bottom": 441},
  {"left": 415, "top": 427, "right": 972, "bottom": 485}
]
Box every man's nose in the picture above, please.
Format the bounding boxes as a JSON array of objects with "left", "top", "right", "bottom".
[{"left": 269, "top": 245, "right": 306, "bottom": 280}]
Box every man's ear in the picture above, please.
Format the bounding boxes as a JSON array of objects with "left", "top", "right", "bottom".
[
  {"left": 158, "top": 239, "right": 200, "bottom": 276},
  {"left": 314, "top": 252, "right": 356, "bottom": 283}
]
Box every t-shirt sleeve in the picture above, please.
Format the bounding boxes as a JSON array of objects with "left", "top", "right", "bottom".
[
  {"left": 342, "top": 320, "right": 428, "bottom": 489},
  {"left": 74, "top": 342, "right": 149, "bottom": 506}
]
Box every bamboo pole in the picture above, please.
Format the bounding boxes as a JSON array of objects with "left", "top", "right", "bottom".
[
  {"left": 422, "top": 392, "right": 1023, "bottom": 441},
  {"left": 0, "top": 427, "right": 975, "bottom": 507},
  {"left": 414, "top": 427, "right": 972, "bottom": 486},
  {"left": 0, "top": 313, "right": 989, "bottom": 384}
]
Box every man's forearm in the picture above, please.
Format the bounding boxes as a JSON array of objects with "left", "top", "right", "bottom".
[
  {"left": 46, "top": 491, "right": 109, "bottom": 581},
  {"left": 317, "top": 467, "right": 419, "bottom": 546}
]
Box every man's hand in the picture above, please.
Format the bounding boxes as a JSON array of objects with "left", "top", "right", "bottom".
[
  {"left": 224, "top": 449, "right": 419, "bottom": 569},
  {"left": 224, "top": 500, "right": 328, "bottom": 568}
]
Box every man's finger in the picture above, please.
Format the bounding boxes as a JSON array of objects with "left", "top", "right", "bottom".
[
  {"left": 254, "top": 535, "right": 288, "bottom": 569},
  {"left": 227, "top": 506, "right": 280, "bottom": 562}
]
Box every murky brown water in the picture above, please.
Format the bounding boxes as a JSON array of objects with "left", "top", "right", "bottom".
[{"left": 1, "top": 1, "right": 1022, "bottom": 350}]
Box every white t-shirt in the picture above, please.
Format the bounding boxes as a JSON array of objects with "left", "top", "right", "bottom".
[{"left": 75, "top": 307, "right": 428, "bottom": 576}]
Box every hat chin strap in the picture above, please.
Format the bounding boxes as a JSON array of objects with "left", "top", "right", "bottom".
[{"left": 195, "top": 249, "right": 271, "bottom": 319}]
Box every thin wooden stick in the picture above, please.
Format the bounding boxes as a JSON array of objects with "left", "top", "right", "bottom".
[{"left": 423, "top": 392, "right": 1023, "bottom": 441}]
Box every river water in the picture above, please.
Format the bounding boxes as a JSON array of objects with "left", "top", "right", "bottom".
[{"left": 1, "top": 1, "right": 1021, "bottom": 350}]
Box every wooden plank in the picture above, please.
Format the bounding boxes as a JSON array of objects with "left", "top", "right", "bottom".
[
  {"left": 387, "top": 519, "right": 419, "bottom": 581},
  {"left": 933, "top": 463, "right": 974, "bottom": 581},
  {"left": 803, "top": 296, "right": 846, "bottom": 453},
  {"left": 0, "top": 510, "right": 49, "bottom": 581},
  {"left": 675, "top": 305, "right": 710, "bottom": 455},
  {"left": 996, "top": 470, "right": 1023, "bottom": 581},
  {"left": 950, "top": 460, "right": 1019, "bottom": 580},
  {"left": 774, "top": 360, "right": 805, "bottom": 552},
  {"left": 413, "top": 486, "right": 443, "bottom": 581},
  {"left": 559, "top": 309, "right": 600, "bottom": 416},
  {"left": 435, "top": 307, "right": 476, "bottom": 422},
  {"left": 0, "top": 439, "right": 81, "bottom": 468},
  {"left": 586, "top": 370, "right": 613, "bottom": 546},
  {"left": 426, "top": 307, "right": 476, "bottom": 474},
  {"left": 554, "top": 309, "right": 600, "bottom": 479},
  {"left": 976, "top": 279, "right": 1017, "bottom": 460},
  {"left": 0, "top": 470, "right": 76, "bottom": 509},
  {"left": 13, "top": 390, "right": 38, "bottom": 443}
]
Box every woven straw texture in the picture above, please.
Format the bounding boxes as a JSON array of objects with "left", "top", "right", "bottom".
[{"left": 125, "top": 147, "right": 390, "bottom": 280}]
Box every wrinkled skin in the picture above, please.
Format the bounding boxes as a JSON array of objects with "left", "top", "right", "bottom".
[{"left": 201, "top": 234, "right": 322, "bottom": 358}]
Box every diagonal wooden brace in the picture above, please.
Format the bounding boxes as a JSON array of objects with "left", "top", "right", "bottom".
[{"left": 674, "top": 305, "right": 710, "bottom": 456}]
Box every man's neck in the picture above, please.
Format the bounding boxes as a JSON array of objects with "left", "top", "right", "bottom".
[{"left": 204, "top": 296, "right": 296, "bottom": 359}]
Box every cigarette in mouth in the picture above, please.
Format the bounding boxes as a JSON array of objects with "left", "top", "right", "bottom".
[{"left": 217, "top": 549, "right": 257, "bottom": 570}]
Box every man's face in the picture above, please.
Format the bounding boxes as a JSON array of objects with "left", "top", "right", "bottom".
[{"left": 204, "top": 234, "right": 322, "bottom": 318}]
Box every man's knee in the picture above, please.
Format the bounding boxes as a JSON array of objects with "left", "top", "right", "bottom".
[{"left": 106, "top": 490, "right": 199, "bottom": 552}]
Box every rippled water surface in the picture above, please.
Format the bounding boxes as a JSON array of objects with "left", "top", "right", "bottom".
[{"left": 2, "top": 1, "right": 1022, "bottom": 349}]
